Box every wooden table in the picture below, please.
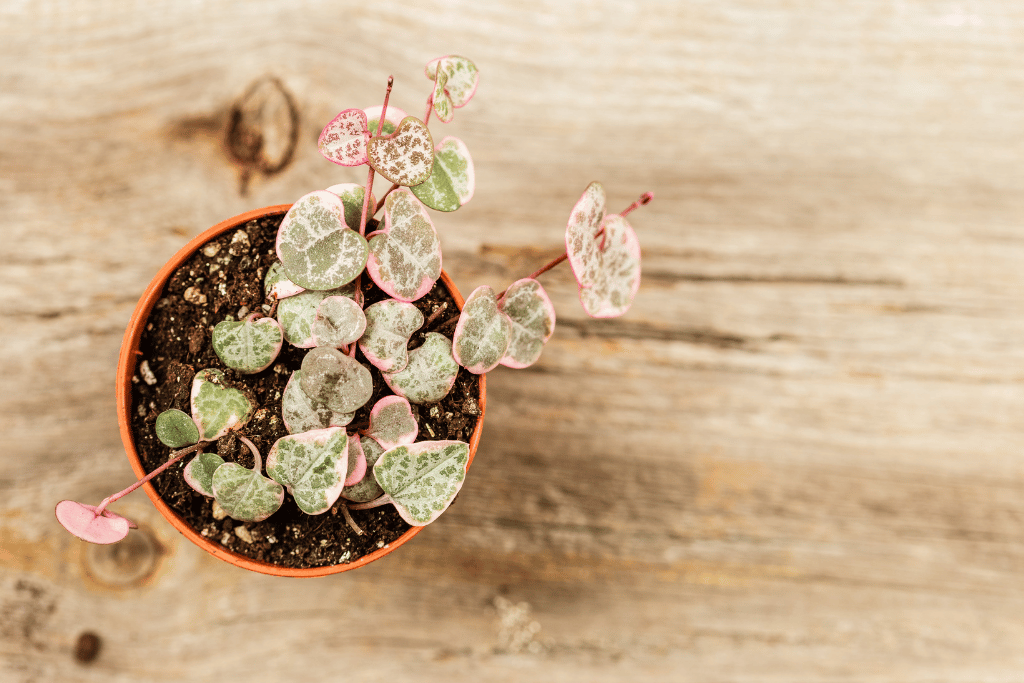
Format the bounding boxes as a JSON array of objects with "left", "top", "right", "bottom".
[{"left": 3, "top": 2, "right": 1024, "bottom": 680}]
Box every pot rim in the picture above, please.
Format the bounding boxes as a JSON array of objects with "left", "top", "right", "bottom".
[{"left": 116, "top": 204, "right": 486, "bottom": 577}]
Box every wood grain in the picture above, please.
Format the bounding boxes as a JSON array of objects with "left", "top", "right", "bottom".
[{"left": 4, "top": 1, "right": 1024, "bottom": 681}]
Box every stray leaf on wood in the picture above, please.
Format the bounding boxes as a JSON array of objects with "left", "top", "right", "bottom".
[
  {"left": 276, "top": 190, "right": 369, "bottom": 290},
  {"left": 264, "top": 261, "right": 305, "bottom": 300},
  {"left": 266, "top": 427, "right": 349, "bottom": 515},
  {"left": 277, "top": 285, "right": 354, "bottom": 348},
  {"left": 281, "top": 370, "right": 354, "bottom": 433},
  {"left": 382, "top": 332, "right": 459, "bottom": 404},
  {"left": 55, "top": 501, "right": 136, "bottom": 545},
  {"left": 155, "top": 409, "right": 200, "bottom": 448},
  {"left": 211, "top": 314, "right": 283, "bottom": 373},
  {"left": 452, "top": 285, "right": 512, "bottom": 374},
  {"left": 366, "top": 116, "right": 434, "bottom": 186},
  {"left": 358, "top": 298, "right": 424, "bottom": 373},
  {"left": 374, "top": 440, "right": 471, "bottom": 525},
  {"left": 318, "top": 108, "right": 370, "bottom": 166},
  {"left": 341, "top": 437, "right": 385, "bottom": 502},
  {"left": 410, "top": 136, "right": 475, "bottom": 212},
  {"left": 366, "top": 189, "right": 442, "bottom": 302},
  {"left": 191, "top": 369, "right": 253, "bottom": 441},
  {"left": 312, "top": 295, "right": 366, "bottom": 348},
  {"left": 299, "top": 347, "right": 374, "bottom": 413},
  {"left": 366, "top": 395, "right": 418, "bottom": 449},
  {"left": 498, "top": 278, "right": 556, "bottom": 368},
  {"left": 183, "top": 452, "right": 225, "bottom": 497}
]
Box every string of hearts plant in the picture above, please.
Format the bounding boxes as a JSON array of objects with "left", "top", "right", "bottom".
[{"left": 56, "top": 55, "right": 653, "bottom": 548}]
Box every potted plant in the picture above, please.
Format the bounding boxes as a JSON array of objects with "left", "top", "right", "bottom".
[{"left": 55, "top": 56, "right": 653, "bottom": 577}]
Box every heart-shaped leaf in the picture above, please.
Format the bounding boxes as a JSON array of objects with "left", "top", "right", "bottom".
[
  {"left": 264, "top": 261, "right": 305, "bottom": 300},
  {"left": 366, "top": 116, "right": 434, "bottom": 186},
  {"left": 299, "top": 347, "right": 374, "bottom": 413},
  {"left": 344, "top": 433, "right": 366, "bottom": 486},
  {"left": 452, "top": 285, "right": 512, "bottom": 374},
  {"left": 312, "top": 295, "right": 366, "bottom": 348},
  {"left": 191, "top": 369, "right": 253, "bottom": 441},
  {"left": 281, "top": 370, "right": 354, "bottom": 433},
  {"left": 183, "top": 452, "right": 225, "bottom": 497},
  {"left": 212, "top": 461, "right": 284, "bottom": 523},
  {"left": 266, "top": 427, "right": 349, "bottom": 515},
  {"left": 277, "top": 285, "right": 355, "bottom": 348},
  {"left": 577, "top": 215, "right": 642, "bottom": 318},
  {"left": 383, "top": 332, "right": 459, "bottom": 404},
  {"left": 498, "top": 278, "right": 556, "bottom": 368},
  {"left": 155, "top": 408, "right": 200, "bottom": 448},
  {"left": 341, "top": 437, "right": 385, "bottom": 502},
  {"left": 55, "top": 501, "right": 137, "bottom": 544},
  {"left": 324, "top": 183, "right": 377, "bottom": 233},
  {"left": 358, "top": 299, "right": 424, "bottom": 372},
  {"left": 364, "top": 105, "right": 407, "bottom": 137},
  {"left": 425, "top": 55, "right": 479, "bottom": 108},
  {"left": 276, "top": 190, "right": 369, "bottom": 291},
  {"left": 367, "top": 395, "right": 418, "bottom": 449},
  {"left": 431, "top": 67, "right": 454, "bottom": 123},
  {"left": 410, "top": 136, "right": 474, "bottom": 212},
  {"left": 212, "top": 314, "right": 283, "bottom": 373},
  {"left": 366, "top": 189, "right": 442, "bottom": 302},
  {"left": 565, "top": 181, "right": 607, "bottom": 285},
  {"left": 318, "top": 108, "right": 370, "bottom": 166},
  {"left": 374, "top": 440, "right": 471, "bottom": 526}
]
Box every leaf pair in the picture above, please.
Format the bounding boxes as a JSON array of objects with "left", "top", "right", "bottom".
[
  {"left": 382, "top": 332, "right": 460, "bottom": 404},
  {"left": 277, "top": 282, "right": 356, "bottom": 348},
  {"left": 317, "top": 105, "right": 407, "bottom": 167},
  {"left": 425, "top": 56, "right": 479, "bottom": 123}
]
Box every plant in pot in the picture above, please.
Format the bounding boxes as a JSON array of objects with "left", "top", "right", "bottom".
[{"left": 55, "top": 56, "right": 653, "bottom": 576}]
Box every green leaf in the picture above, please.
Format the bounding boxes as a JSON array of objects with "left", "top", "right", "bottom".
[
  {"left": 211, "top": 315, "right": 283, "bottom": 373},
  {"left": 410, "top": 136, "right": 474, "bottom": 212},
  {"left": 299, "top": 347, "right": 374, "bottom": 413},
  {"left": 264, "top": 261, "right": 305, "bottom": 300},
  {"left": 281, "top": 370, "right": 354, "bottom": 434},
  {"left": 155, "top": 409, "right": 199, "bottom": 448},
  {"left": 341, "top": 437, "right": 385, "bottom": 503},
  {"left": 374, "top": 440, "right": 470, "bottom": 526},
  {"left": 212, "top": 462, "right": 284, "bottom": 522},
  {"left": 312, "top": 295, "right": 366, "bottom": 348},
  {"left": 383, "top": 332, "right": 459, "bottom": 404},
  {"left": 277, "top": 285, "right": 355, "bottom": 348},
  {"left": 366, "top": 189, "right": 442, "bottom": 302},
  {"left": 183, "top": 452, "right": 225, "bottom": 497},
  {"left": 367, "top": 395, "right": 418, "bottom": 449},
  {"left": 431, "top": 67, "right": 454, "bottom": 123},
  {"left": 452, "top": 285, "right": 512, "bottom": 374},
  {"left": 358, "top": 298, "right": 424, "bottom": 372},
  {"left": 190, "top": 369, "right": 253, "bottom": 441},
  {"left": 366, "top": 116, "right": 434, "bottom": 187},
  {"left": 425, "top": 55, "right": 479, "bottom": 108},
  {"left": 325, "top": 183, "right": 377, "bottom": 233},
  {"left": 276, "top": 190, "right": 369, "bottom": 290},
  {"left": 498, "top": 278, "right": 556, "bottom": 369},
  {"left": 266, "top": 428, "right": 349, "bottom": 515}
]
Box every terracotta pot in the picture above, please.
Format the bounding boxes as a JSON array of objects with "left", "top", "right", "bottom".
[{"left": 116, "top": 205, "right": 486, "bottom": 577}]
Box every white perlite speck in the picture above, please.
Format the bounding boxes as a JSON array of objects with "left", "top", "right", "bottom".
[{"left": 139, "top": 360, "right": 157, "bottom": 386}]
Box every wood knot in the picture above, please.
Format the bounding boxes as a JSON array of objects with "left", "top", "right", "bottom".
[{"left": 225, "top": 75, "right": 299, "bottom": 195}]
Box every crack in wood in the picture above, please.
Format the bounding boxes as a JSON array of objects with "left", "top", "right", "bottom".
[{"left": 557, "top": 318, "right": 749, "bottom": 348}]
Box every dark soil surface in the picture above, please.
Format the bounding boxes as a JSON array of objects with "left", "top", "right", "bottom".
[{"left": 130, "top": 211, "right": 482, "bottom": 569}]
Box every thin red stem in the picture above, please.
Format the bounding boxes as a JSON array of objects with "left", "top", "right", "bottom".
[
  {"left": 423, "top": 93, "right": 433, "bottom": 128},
  {"left": 347, "top": 494, "right": 393, "bottom": 511},
  {"left": 495, "top": 253, "right": 568, "bottom": 300},
  {"left": 620, "top": 191, "right": 654, "bottom": 218},
  {"left": 238, "top": 435, "right": 262, "bottom": 472},
  {"left": 373, "top": 183, "right": 399, "bottom": 216},
  {"left": 96, "top": 441, "right": 207, "bottom": 513},
  {"left": 358, "top": 75, "right": 394, "bottom": 238}
]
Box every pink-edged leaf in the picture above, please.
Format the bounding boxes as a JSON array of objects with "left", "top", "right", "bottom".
[
  {"left": 358, "top": 299, "right": 424, "bottom": 373},
  {"left": 578, "top": 215, "right": 642, "bottom": 318},
  {"left": 410, "top": 136, "right": 474, "bottom": 212},
  {"left": 366, "top": 116, "right": 434, "bottom": 187},
  {"left": 265, "top": 427, "right": 348, "bottom": 515},
  {"left": 212, "top": 462, "right": 284, "bottom": 522},
  {"left": 318, "top": 108, "right": 370, "bottom": 166},
  {"left": 191, "top": 369, "right": 253, "bottom": 441},
  {"left": 324, "top": 183, "right": 377, "bottom": 232},
  {"left": 373, "top": 440, "right": 470, "bottom": 526},
  {"left": 344, "top": 432, "right": 366, "bottom": 486},
  {"left": 55, "top": 501, "right": 136, "bottom": 545},
  {"left": 431, "top": 68, "right": 454, "bottom": 123},
  {"left": 211, "top": 314, "right": 283, "bottom": 373},
  {"left": 364, "top": 105, "right": 407, "bottom": 137},
  {"left": 498, "top": 278, "right": 556, "bottom": 368},
  {"left": 341, "top": 437, "right": 385, "bottom": 502},
  {"left": 367, "top": 395, "right": 418, "bottom": 449},
  {"left": 183, "top": 452, "right": 226, "bottom": 497},
  {"left": 264, "top": 261, "right": 305, "bottom": 300},
  {"left": 281, "top": 370, "right": 354, "bottom": 434},
  {"left": 277, "top": 284, "right": 355, "bottom": 348},
  {"left": 565, "top": 181, "right": 607, "bottom": 287},
  {"left": 425, "top": 55, "right": 479, "bottom": 108},
  {"left": 366, "top": 189, "right": 442, "bottom": 302},
  {"left": 382, "top": 332, "right": 459, "bottom": 404},
  {"left": 312, "top": 295, "right": 366, "bottom": 348},
  {"left": 452, "top": 285, "right": 512, "bottom": 374},
  {"left": 299, "top": 347, "right": 374, "bottom": 413},
  {"left": 276, "top": 190, "right": 369, "bottom": 291}
]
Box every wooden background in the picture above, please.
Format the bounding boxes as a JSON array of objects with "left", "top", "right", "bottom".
[{"left": 3, "top": 1, "right": 1024, "bottom": 680}]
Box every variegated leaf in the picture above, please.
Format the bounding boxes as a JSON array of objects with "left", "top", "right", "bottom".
[
  {"left": 276, "top": 190, "right": 369, "bottom": 290},
  {"left": 452, "top": 285, "right": 512, "bottom": 374},
  {"left": 364, "top": 105, "right": 407, "bottom": 137},
  {"left": 358, "top": 299, "right": 424, "bottom": 372},
  {"left": 425, "top": 55, "right": 479, "bottom": 108},
  {"left": 55, "top": 501, "right": 135, "bottom": 545},
  {"left": 410, "top": 136, "right": 474, "bottom": 212},
  {"left": 498, "top": 278, "right": 556, "bottom": 368},
  {"left": 190, "top": 369, "right": 252, "bottom": 441},
  {"left": 383, "top": 332, "right": 459, "bottom": 404},
  {"left": 367, "top": 395, "right": 418, "bottom": 449},
  {"left": 155, "top": 408, "right": 199, "bottom": 448},
  {"left": 341, "top": 437, "right": 385, "bottom": 502},
  {"left": 312, "top": 295, "right": 366, "bottom": 348},
  {"left": 264, "top": 261, "right": 305, "bottom": 300},
  {"left": 565, "top": 181, "right": 607, "bottom": 287},
  {"left": 324, "top": 183, "right": 377, "bottom": 232},
  {"left": 318, "top": 108, "right": 370, "bottom": 166},
  {"left": 344, "top": 432, "right": 366, "bottom": 486},
  {"left": 299, "top": 347, "right": 374, "bottom": 413},
  {"left": 277, "top": 285, "right": 354, "bottom": 348},
  {"left": 366, "top": 117, "right": 434, "bottom": 187},
  {"left": 183, "top": 452, "right": 225, "bottom": 497},
  {"left": 211, "top": 314, "right": 283, "bottom": 373},
  {"left": 431, "top": 67, "right": 454, "bottom": 123},
  {"left": 281, "top": 370, "right": 354, "bottom": 434},
  {"left": 266, "top": 427, "right": 349, "bottom": 515},
  {"left": 366, "top": 189, "right": 442, "bottom": 302},
  {"left": 577, "top": 215, "right": 642, "bottom": 318},
  {"left": 374, "top": 440, "right": 470, "bottom": 526},
  {"left": 212, "top": 462, "right": 284, "bottom": 523}
]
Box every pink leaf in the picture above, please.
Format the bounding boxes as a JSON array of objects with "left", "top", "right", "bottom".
[
  {"left": 55, "top": 501, "right": 136, "bottom": 545},
  {"left": 367, "top": 395, "right": 418, "bottom": 449},
  {"left": 344, "top": 433, "right": 367, "bottom": 486},
  {"left": 318, "top": 108, "right": 370, "bottom": 166}
]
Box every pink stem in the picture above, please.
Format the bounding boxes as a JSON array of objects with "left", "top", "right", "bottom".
[
  {"left": 358, "top": 75, "right": 394, "bottom": 238},
  {"left": 238, "top": 435, "right": 262, "bottom": 472},
  {"left": 496, "top": 254, "right": 568, "bottom": 301},
  {"left": 423, "top": 93, "right": 433, "bottom": 128},
  {"left": 347, "top": 494, "right": 393, "bottom": 511},
  {"left": 620, "top": 191, "right": 654, "bottom": 218},
  {"left": 373, "top": 183, "right": 399, "bottom": 216},
  {"left": 96, "top": 441, "right": 207, "bottom": 514}
]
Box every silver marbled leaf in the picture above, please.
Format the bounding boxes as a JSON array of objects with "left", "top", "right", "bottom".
[
  {"left": 281, "top": 370, "right": 353, "bottom": 434},
  {"left": 366, "top": 189, "right": 442, "bottom": 302},
  {"left": 382, "top": 332, "right": 459, "bottom": 404},
  {"left": 299, "top": 347, "right": 374, "bottom": 413},
  {"left": 374, "top": 440, "right": 471, "bottom": 526},
  {"left": 452, "top": 285, "right": 511, "bottom": 374},
  {"left": 358, "top": 299, "right": 424, "bottom": 373}
]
